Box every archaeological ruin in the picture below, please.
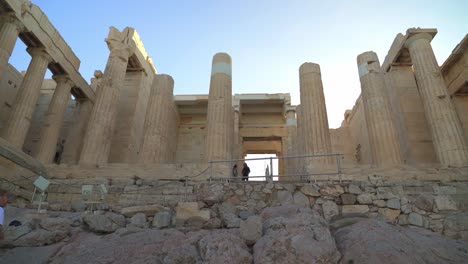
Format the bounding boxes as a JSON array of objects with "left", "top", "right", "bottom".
[{"left": 0, "top": 0, "right": 467, "bottom": 263}]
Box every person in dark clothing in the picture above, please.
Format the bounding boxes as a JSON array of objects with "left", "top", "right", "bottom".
[
  {"left": 241, "top": 163, "right": 250, "bottom": 181},
  {"left": 232, "top": 164, "right": 238, "bottom": 178}
]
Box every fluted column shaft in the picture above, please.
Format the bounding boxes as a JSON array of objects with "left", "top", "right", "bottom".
[
  {"left": 205, "top": 53, "right": 233, "bottom": 161},
  {"left": 406, "top": 33, "right": 468, "bottom": 166},
  {"left": 79, "top": 41, "right": 133, "bottom": 165},
  {"left": 0, "top": 15, "right": 23, "bottom": 81},
  {"left": 2, "top": 48, "right": 52, "bottom": 148},
  {"left": 284, "top": 109, "right": 296, "bottom": 176},
  {"left": 35, "top": 75, "right": 73, "bottom": 163},
  {"left": 140, "top": 74, "right": 174, "bottom": 164},
  {"left": 357, "top": 51, "right": 402, "bottom": 166},
  {"left": 299, "top": 63, "right": 333, "bottom": 166},
  {"left": 295, "top": 105, "right": 305, "bottom": 174}
]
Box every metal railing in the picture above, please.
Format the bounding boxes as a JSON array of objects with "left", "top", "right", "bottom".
[{"left": 208, "top": 153, "right": 344, "bottom": 183}]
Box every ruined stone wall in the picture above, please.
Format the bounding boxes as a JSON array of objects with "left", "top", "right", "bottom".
[
  {"left": 385, "top": 66, "right": 437, "bottom": 165},
  {"left": 42, "top": 166, "right": 468, "bottom": 240},
  {"left": 108, "top": 71, "right": 152, "bottom": 163},
  {"left": 175, "top": 116, "right": 207, "bottom": 163},
  {"left": 342, "top": 96, "right": 372, "bottom": 165},
  {"left": 0, "top": 65, "right": 23, "bottom": 131},
  {"left": 329, "top": 127, "right": 355, "bottom": 166}
]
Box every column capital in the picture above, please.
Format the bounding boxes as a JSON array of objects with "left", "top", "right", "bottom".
[
  {"left": 299, "top": 62, "right": 321, "bottom": 76},
  {"left": 0, "top": 13, "right": 25, "bottom": 32},
  {"left": 106, "top": 39, "right": 134, "bottom": 60},
  {"left": 26, "top": 47, "right": 53, "bottom": 63},
  {"left": 211, "top": 52, "right": 232, "bottom": 77},
  {"left": 404, "top": 32, "right": 433, "bottom": 49},
  {"left": 52, "top": 74, "right": 73, "bottom": 86}
]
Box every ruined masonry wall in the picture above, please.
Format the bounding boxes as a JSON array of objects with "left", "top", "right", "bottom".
[
  {"left": 175, "top": 116, "right": 207, "bottom": 163},
  {"left": 43, "top": 177, "right": 468, "bottom": 240}
]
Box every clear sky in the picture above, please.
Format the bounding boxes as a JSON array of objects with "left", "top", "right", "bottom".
[{"left": 9, "top": 0, "right": 468, "bottom": 128}]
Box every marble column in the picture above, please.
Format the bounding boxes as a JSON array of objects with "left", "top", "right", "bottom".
[
  {"left": 283, "top": 108, "right": 296, "bottom": 176},
  {"left": 299, "top": 63, "right": 333, "bottom": 166},
  {"left": 205, "top": 53, "right": 233, "bottom": 161},
  {"left": 405, "top": 33, "right": 468, "bottom": 166},
  {"left": 0, "top": 15, "right": 23, "bottom": 81},
  {"left": 2, "top": 47, "right": 52, "bottom": 148},
  {"left": 79, "top": 36, "right": 134, "bottom": 165},
  {"left": 35, "top": 75, "right": 73, "bottom": 163},
  {"left": 140, "top": 74, "right": 174, "bottom": 164},
  {"left": 295, "top": 105, "right": 305, "bottom": 174},
  {"left": 61, "top": 98, "right": 93, "bottom": 164},
  {"left": 357, "top": 51, "right": 402, "bottom": 166}
]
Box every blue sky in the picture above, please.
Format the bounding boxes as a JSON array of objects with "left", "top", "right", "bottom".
[{"left": 9, "top": 0, "right": 468, "bottom": 128}]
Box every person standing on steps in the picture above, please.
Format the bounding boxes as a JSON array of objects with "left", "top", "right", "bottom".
[{"left": 242, "top": 163, "right": 250, "bottom": 182}]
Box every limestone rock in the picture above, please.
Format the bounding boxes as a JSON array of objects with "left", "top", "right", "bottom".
[
  {"left": 175, "top": 202, "right": 210, "bottom": 223},
  {"left": 120, "top": 204, "right": 168, "bottom": 217},
  {"left": 443, "top": 212, "right": 468, "bottom": 240},
  {"left": 414, "top": 194, "right": 434, "bottom": 211},
  {"left": 408, "top": 212, "right": 423, "bottom": 227},
  {"left": 4, "top": 224, "right": 32, "bottom": 242},
  {"left": 333, "top": 217, "right": 468, "bottom": 264},
  {"left": 39, "top": 218, "right": 73, "bottom": 231},
  {"left": 373, "top": 200, "right": 386, "bottom": 208},
  {"left": 322, "top": 200, "right": 339, "bottom": 221},
  {"left": 260, "top": 205, "right": 301, "bottom": 221},
  {"left": 300, "top": 185, "right": 321, "bottom": 196},
  {"left": 342, "top": 205, "right": 369, "bottom": 215},
  {"left": 386, "top": 198, "right": 401, "bottom": 210},
  {"left": 239, "top": 210, "right": 255, "bottom": 220},
  {"left": 198, "top": 183, "right": 224, "bottom": 205},
  {"left": 129, "top": 213, "right": 148, "bottom": 228},
  {"left": 240, "top": 215, "right": 262, "bottom": 245},
  {"left": 319, "top": 185, "right": 344, "bottom": 196},
  {"left": 0, "top": 243, "right": 64, "bottom": 264},
  {"left": 13, "top": 229, "right": 68, "bottom": 247},
  {"left": 254, "top": 209, "right": 341, "bottom": 263},
  {"left": 357, "top": 193, "right": 374, "bottom": 204},
  {"left": 198, "top": 230, "right": 252, "bottom": 264},
  {"left": 82, "top": 214, "right": 123, "bottom": 233},
  {"left": 434, "top": 195, "right": 457, "bottom": 211},
  {"left": 341, "top": 194, "right": 357, "bottom": 205},
  {"left": 276, "top": 190, "right": 293, "bottom": 205},
  {"left": 293, "top": 191, "right": 310, "bottom": 207},
  {"left": 378, "top": 208, "right": 400, "bottom": 221},
  {"left": 348, "top": 184, "right": 362, "bottom": 194},
  {"left": 152, "top": 211, "right": 172, "bottom": 228}
]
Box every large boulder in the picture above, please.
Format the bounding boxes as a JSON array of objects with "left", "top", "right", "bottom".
[
  {"left": 198, "top": 230, "right": 252, "bottom": 264},
  {"left": 82, "top": 213, "right": 125, "bottom": 233},
  {"left": 333, "top": 217, "right": 468, "bottom": 264},
  {"left": 254, "top": 208, "right": 341, "bottom": 263},
  {"left": 240, "top": 215, "right": 263, "bottom": 245}
]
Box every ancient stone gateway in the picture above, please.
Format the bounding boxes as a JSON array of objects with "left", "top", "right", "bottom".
[{"left": 0, "top": 1, "right": 468, "bottom": 253}]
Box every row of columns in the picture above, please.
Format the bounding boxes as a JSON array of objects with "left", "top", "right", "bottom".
[
  {"left": 356, "top": 32, "right": 468, "bottom": 167},
  {"left": 0, "top": 16, "right": 79, "bottom": 164}
]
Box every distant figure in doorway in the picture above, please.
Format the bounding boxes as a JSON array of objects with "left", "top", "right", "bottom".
[
  {"left": 232, "top": 164, "right": 238, "bottom": 178},
  {"left": 242, "top": 163, "right": 250, "bottom": 181},
  {"left": 54, "top": 139, "right": 65, "bottom": 164}
]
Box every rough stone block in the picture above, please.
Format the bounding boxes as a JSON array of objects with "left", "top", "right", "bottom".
[
  {"left": 378, "top": 208, "right": 400, "bottom": 221},
  {"left": 386, "top": 198, "right": 401, "bottom": 210},
  {"left": 341, "top": 194, "right": 357, "bottom": 205},
  {"left": 408, "top": 212, "right": 423, "bottom": 227},
  {"left": 434, "top": 195, "right": 457, "bottom": 211},
  {"left": 341, "top": 205, "right": 369, "bottom": 215}
]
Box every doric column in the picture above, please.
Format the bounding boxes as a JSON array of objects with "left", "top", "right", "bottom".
[
  {"left": 295, "top": 105, "right": 305, "bottom": 174},
  {"left": 405, "top": 33, "right": 468, "bottom": 166},
  {"left": 35, "top": 75, "right": 73, "bottom": 163},
  {"left": 205, "top": 53, "right": 233, "bottom": 161},
  {"left": 61, "top": 98, "right": 93, "bottom": 164},
  {"left": 357, "top": 51, "right": 402, "bottom": 166},
  {"left": 299, "top": 63, "right": 333, "bottom": 167},
  {"left": 283, "top": 107, "right": 296, "bottom": 176},
  {"left": 0, "top": 15, "right": 23, "bottom": 81},
  {"left": 139, "top": 74, "right": 175, "bottom": 164},
  {"left": 2, "top": 47, "right": 52, "bottom": 148},
  {"left": 79, "top": 31, "right": 134, "bottom": 165}
]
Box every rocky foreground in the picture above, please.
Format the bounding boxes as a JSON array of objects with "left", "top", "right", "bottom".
[{"left": 0, "top": 204, "right": 467, "bottom": 264}]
